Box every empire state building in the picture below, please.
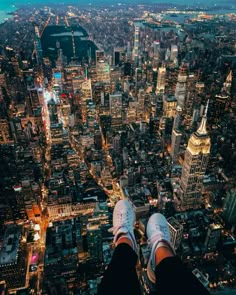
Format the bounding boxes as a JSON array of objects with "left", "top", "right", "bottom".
[{"left": 178, "top": 101, "right": 211, "bottom": 211}]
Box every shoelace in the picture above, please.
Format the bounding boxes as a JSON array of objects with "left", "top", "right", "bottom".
[
  {"left": 147, "top": 232, "right": 163, "bottom": 248},
  {"left": 147, "top": 224, "right": 170, "bottom": 250},
  {"left": 109, "top": 210, "right": 130, "bottom": 235}
]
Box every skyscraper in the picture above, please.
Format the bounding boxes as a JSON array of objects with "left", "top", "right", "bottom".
[
  {"left": 184, "top": 73, "right": 197, "bottom": 129},
  {"left": 153, "top": 40, "right": 160, "bottom": 68},
  {"left": 96, "top": 60, "right": 110, "bottom": 84},
  {"left": 113, "top": 133, "right": 121, "bottom": 154},
  {"left": 167, "top": 217, "right": 183, "bottom": 250},
  {"left": 87, "top": 221, "right": 103, "bottom": 263},
  {"left": 223, "top": 189, "right": 236, "bottom": 225},
  {"left": 170, "top": 106, "right": 182, "bottom": 164},
  {"left": 175, "top": 67, "right": 187, "bottom": 108},
  {"left": 156, "top": 66, "right": 166, "bottom": 94},
  {"left": 136, "top": 89, "right": 145, "bottom": 121},
  {"left": 0, "top": 225, "right": 27, "bottom": 289},
  {"left": 132, "top": 26, "right": 140, "bottom": 66},
  {"left": 170, "top": 44, "right": 178, "bottom": 62},
  {"left": 204, "top": 223, "right": 222, "bottom": 252},
  {"left": 163, "top": 95, "right": 177, "bottom": 118},
  {"left": 113, "top": 48, "right": 124, "bottom": 66},
  {"left": 109, "top": 93, "right": 122, "bottom": 127},
  {"left": 178, "top": 101, "right": 211, "bottom": 211}
]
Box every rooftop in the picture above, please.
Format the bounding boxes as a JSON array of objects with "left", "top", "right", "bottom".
[
  {"left": 0, "top": 224, "right": 21, "bottom": 266},
  {"left": 168, "top": 216, "right": 183, "bottom": 230}
]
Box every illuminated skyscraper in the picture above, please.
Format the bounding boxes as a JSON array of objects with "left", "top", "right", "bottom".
[
  {"left": 175, "top": 67, "right": 187, "bottom": 108},
  {"left": 163, "top": 95, "right": 177, "bottom": 118},
  {"left": 127, "top": 101, "right": 137, "bottom": 123},
  {"left": 113, "top": 133, "right": 121, "bottom": 154},
  {"left": 132, "top": 26, "right": 140, "bottom": 66},
  {"left": 81, "top": 79, "right": 92, "bottom": 123},
  {"left": 136, "top": 89, "right": 145, "bottom": 121},
  {"left": 155, "top": 66, "right": 166, "bottom": 94},
  {"left": 170, "top": 106, "right": 182, "bottom": 163},
  {"left": 96, "top": 60, "right": 110, "bottom": 84},
  {"left": 178, "top": 101, "right": 211, "bottom": 211},
  {"left": 86, "top": 99, "right": 96, "bottom": 131},
  {"left": 87, "top": 221, "right": 103, "bottom": 263},
  {"left": 153, "top": 40, "right": 160, "bottom": 68},
  {"left": 184, "top": 73, "right": 197, "bottom": 129},
  {"left": 170, "top": 44, "right": 178, "bottom": 62},
  {"left": 109, "top": 93, "right": 122, "bottom": 127}
]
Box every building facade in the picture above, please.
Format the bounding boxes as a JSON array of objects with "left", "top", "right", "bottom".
[{"left": 178, "top": 101, "right": 211, "bottom": 210}]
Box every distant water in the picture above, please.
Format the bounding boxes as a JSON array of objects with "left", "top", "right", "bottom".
[
  {"left": 0, "top": 2, "right": 16, "bottom": 24},
  {"left": 0, "top": 0, "right": 235, "bottom": 24}
]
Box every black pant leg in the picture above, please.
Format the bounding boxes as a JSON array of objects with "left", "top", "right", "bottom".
[
  {"left": 97, "top": 243, "right": 141, "bottom": 295},
  {"left": 155, "top": 257, "right": 210, "bottom": 295}
]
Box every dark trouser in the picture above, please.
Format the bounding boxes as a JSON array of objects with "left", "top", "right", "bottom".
[
  {"left": 155, "top": 256, "right": 210, "bottom": 295},
  {"left": 97, "top": 244, "right": 210, "bottom": 295},
  {"left": 97, "top": 243, "right": 142, "bottom": 295}
]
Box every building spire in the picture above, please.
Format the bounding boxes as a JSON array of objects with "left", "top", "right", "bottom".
[{"left": 197, "top": 100, "right": 209, "bottom": 135}]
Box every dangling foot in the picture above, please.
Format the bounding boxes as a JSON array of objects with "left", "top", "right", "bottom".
[
  {"left": 146, "top": 213, "right": 175, "bottom": 283},
  {"left": 109, "top": 199, "right": 138, "bottom": 253}
]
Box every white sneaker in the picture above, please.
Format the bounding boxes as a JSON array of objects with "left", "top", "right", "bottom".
[
  {"left": 109, "top": 199, "right": 138, "bottom": 253},
  {"left": 146, "top": 213, "right": 175, "bottom": 284}
]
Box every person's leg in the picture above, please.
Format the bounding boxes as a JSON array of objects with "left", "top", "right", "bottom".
[
  {"left": 146, "top": 213, "right": 210, "bottom": 295},
  {"left": 97, "top": 242, "right": 141, "bottom": 295},
  {"left": 97, "top": 200, "right": 141, "bottom": 295},
  {"left": 155, "top": 252, "right": 210, "bottom": 295}
]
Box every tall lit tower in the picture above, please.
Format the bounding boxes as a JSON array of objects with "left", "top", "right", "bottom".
[
  {"left": 132, "top": 26, "right": 140, "bottom": 66},
  {"left": 184, "top": 73, "right": 197, "bottom": 129},
  {"left": 178, "top": 101, "right": 211, "bottom": 210},
  {"left": 153, "top": 40, "right": 160, "bottom": 68},
  {"left": 170, "top": 106, "right": 182, "bottom": 164},
  {"left": 175, "top": 66, "right": 187, "bottom": 108},
  {"left": 156, "top": 66, "right": 166, "bottom": 94},
  {"left": 110, "top": 93, "right": 122, "bottom": 127},
  {"left": 96, "top": 60, "right": 110, "bottom": 83}
]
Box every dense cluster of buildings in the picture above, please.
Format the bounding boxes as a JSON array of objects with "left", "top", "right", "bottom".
[{"left": 0, "top": 2, "right": 236, "bottom": 295}]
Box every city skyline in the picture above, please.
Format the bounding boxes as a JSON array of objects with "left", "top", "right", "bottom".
[{"left": 0, "top": 1, "right": 236, "bottom": 295}]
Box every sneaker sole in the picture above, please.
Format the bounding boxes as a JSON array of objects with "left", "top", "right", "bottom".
[{"left": 147, "top": 258, "right": 156, "bottom": 284}]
